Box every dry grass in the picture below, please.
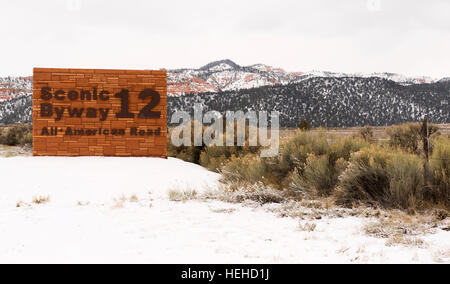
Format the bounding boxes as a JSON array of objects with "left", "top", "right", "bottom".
[
  {"left": 200, "top": 183, "right": 384, "bottom": 221},
  {"left": 434, "top": 209, "right": 449, "bottom": 221},
  {"left": 280, "top": 124, "right": 450, "bottom": 141},
  {"left": 280, "top": 126, "right": 388, "bottom": 140},
  {"left": 32, "top": 195, "right": 50, "bottom": 204},
  {"left": 5, "top": 151, "right": 17, "bottom": 158},
  {"left": 274, "top": 201, "right": 307, "bottom": 218},
  {"left": 168, "top": 189, "right": 198, "bottom": 202},
  {"left": 129, "top": 194, "right": 139, "bottom": 203},
  {"left": 298, "top": 222, "right": 317, "bottom": 232},
  {"left": 210, "top": 207, "right": 236, "bottom": 214},
  {"left": 201, "top": 183, "right": 285, "bottom": 205},
  {"left": 0, "top": 144, "right": 32, "bottom": 157},
  {"left": 111, "top": 200, "right": 124, "bottom": 209},
  {"left": 110, "top": 194, "right": 143, "bottom": 208},
  {"left": 337, "top": 246, "right": 351, "bottom": 254},
  {"left": 363, "top": 209, "right": 449, "bottom": 247},
  {"left": 15, "top": 196, "right": 51, "bottom": 208},
  {"left": 385, "top": 235, "right": 426, "bottom": 248}
]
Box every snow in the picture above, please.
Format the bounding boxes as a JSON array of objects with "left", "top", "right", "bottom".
[
  {"left": 0, "top": 77, "right": 32, "bottom": 102},
  {"left": 0, "top": 156, "right": 449, "bottom": 264},
  {"left": 0, "top": 157, "right": 219, "bottom": 205},
  {"left": 166, "top": 61, "right": 441, "bottom": 97},
  {"left": 209, "top": 63, "right": 234, "bottom": 72}
]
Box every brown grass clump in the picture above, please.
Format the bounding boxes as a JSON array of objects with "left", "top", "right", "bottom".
[
  {"left": 32, "top": 195, "right": 50, "bottom": 204},
  {"left": 168, "top": 189, "right": 198, "bottom": 202}
]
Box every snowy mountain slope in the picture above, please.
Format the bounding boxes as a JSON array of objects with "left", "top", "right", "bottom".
[
  {"left": 0, "top": 77, "right": 32, "bottom": 102},
  {"left": 0, "top": 156, "right": 448, "bottom": 264},
  {"left": 0, "top": 60, "right": 441, "bottom": 100},
  {"left": 1, "top": 76, "right": 448, "bottom": 127},
  {"left": 365, "top": 73, "right": 436, "bottom": 85},
  {"left": 0, "top": 61, "right": 448, "bottom": 126},
  {"left": 168, "top": 60, "right": 294, "bottom": 96},
  {"left": 168, "top": 60, "right": 439, "bottom": 96},
  {"left": 168, "top": 77, "right": 450, "bottom": 127},
  {"left": 0, "top": 93, "right": 32, "bottom": 124},
  {"left": 291, "top": 72, "right": 437, "bottom": 86}
]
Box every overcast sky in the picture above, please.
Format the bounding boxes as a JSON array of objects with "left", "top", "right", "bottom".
[{"left": 1, "top": 0, "right": 449, "bottom": 78}]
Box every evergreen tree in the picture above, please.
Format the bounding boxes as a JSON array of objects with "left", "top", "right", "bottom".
[{"left": 299, "top": 120, "right": 311, "bottom": 131}]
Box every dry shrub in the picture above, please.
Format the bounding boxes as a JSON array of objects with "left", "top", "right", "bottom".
[
  {"left": 279, "top": 134, "right": 368, "bottom": 195},
  {"left": 167, "top": 120, "right": 206, "bottom": 164},
  {"left": 358, "top": 126, "right": 374, "bottom": 141},
  {"left": 257, "top": 131, "right": 331, "bottom": 188},
  {"left": 330, "top": 136, "right": 369, "bottom": 161},
  {"left": 171, "top": 121, "right": 448, "bottom": 212},
  {"left": 298, "top": 120, "right": 311, "bottom": 131},
  {"left": 0, "top": 124, "right": 32, "bottom": 146},
  {"left": 20, "top": 132, "right": 32, "bottom": 147},
  {"left": 337, "top": 134, "right": 449, "bottom": 210},
  {"left": 281, "top": 130, "right": 330, "bottom": 167},
  {"left": 386, "top": 123, "right": 439, "bottom": 154},
  {"left": 199, "top": 145, "right": 231, "bottom": 172},
  {"left": 425, "top": 137, "right": 450, "bottom": 206},
  {"left": 220, "top": 154, "right": 267, "bottom": 185},
  {"left": 336, "top": 148, "right": 389, "bottom": 207},
  {"left": 387, "top": 153, "right": 424, "bottom": 208},
  {"left": 336, "top": 147, "right": 431, "bottom": 209},
  {"left": 288, "top": 155, "right": 347, "bottom": 197},
  {"left": 433, "top": 209, "right": 449, "bottom": 221},
  {"left": 168, "top": 119, "right": 260, "bottom": 170},
  {"left": 336, "top": 148, "right": 391, "bottom": 207},
  {"left": 221, "top": 131, "right": 370, "bottom": 194},
  {"left": 282, "top": 132, "right": 367, "bottom": 174}
]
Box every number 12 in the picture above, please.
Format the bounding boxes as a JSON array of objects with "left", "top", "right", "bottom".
[{"left": 115, "top": 89, "right": 161, "bottom": 119}]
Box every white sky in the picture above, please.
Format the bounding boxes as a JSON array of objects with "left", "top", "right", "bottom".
[{"left": 1, "top": 0, "right": 449, "bottom": 78}]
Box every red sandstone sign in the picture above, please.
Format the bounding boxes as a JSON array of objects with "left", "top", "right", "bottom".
[{"left": 32, "top": 68, "right": 167, "bottom": 157}]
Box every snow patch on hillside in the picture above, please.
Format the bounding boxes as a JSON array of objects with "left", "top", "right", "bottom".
[
  {"left": 167, "top": 61, "right": 442, "bottom": 96},
  {"left": 0, "top": 77, "right": 32, "bottom": 102}
]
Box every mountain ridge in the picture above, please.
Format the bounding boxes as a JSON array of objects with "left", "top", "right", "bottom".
[
  {"left": 167, "top": 76, "right": 450, "bottom": 127},
  {"left": 0, "top": 59, "right": 443, "bottom": 101},
  {"left": 167, "top": 59, "right": 440, "bottom": 96},
  {"left": 1, "top": 76, "right": 448, "bottom": 127},
  {"left": 1, "top": 60, "right": 448, "bottom": 127}
]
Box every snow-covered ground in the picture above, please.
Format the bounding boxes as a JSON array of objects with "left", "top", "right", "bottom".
[{"left": 0, "top": 157, "right": 448, "bottom": 264}]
